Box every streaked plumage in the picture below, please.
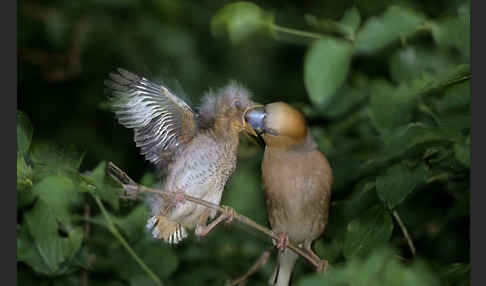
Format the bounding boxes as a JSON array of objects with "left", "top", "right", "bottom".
[{"left": 105, "top": 68, "right": 258, "bottom": 244}]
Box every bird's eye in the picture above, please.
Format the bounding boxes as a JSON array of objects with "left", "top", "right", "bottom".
[{"left": 233, "top": 100, "right": 242, "bottom": 109}]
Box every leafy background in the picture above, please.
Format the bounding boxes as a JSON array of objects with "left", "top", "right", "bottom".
[{"left": 18, "top": 0, "right": 470, "bottom": 285}]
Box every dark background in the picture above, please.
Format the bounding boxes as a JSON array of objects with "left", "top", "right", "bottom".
[{"left": 17, "top": 0, "right": 470, "bottom": 285}]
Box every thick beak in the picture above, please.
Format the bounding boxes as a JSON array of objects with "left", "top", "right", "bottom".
[{"left": 244, "top": 106, "right": 266, "bottom": 137}]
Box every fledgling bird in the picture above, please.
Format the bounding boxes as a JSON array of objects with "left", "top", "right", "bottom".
[
  {"left": 105, "top": 68, "right": 259, "bottom": 244},
  {"left": 244, "top": 102, "right": 332, "bottom": 286}
]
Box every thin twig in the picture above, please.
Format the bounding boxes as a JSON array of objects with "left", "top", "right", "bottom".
[
  {"left": 230, "top": 247, "right": 273, "bottom": 286},
  {"left": 392, "top": 210, "right": 416, "bottom": 256},
  {"left": 107, "top": 162, "right": 326, "bottom": 271},
  {"left": 271, "top": 25, "right": 323, "bottom": 40},
  {"left": 93, "top": 195, "right": 162, "bottom": 285},
  {"left": 81, "top": 203, "right": 91, "bottom": 286}
]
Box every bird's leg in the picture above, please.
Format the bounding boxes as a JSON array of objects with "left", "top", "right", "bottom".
[
  {"left": 304, "top": 242, "right": 329, "bottom": 273},
  {"left": 272, "top": 232, "right": 290, "bottom": 252},
  {"left": 194, "top": 209, "right": 210, "bottom": 237},
  {"left": 195, "top": 206, "right": 235, "bottom": 237}
]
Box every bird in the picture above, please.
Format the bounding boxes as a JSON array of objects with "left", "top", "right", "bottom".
[
  {"left": 104, "top": 68, "right": 260, "bottom": 245},
  {"left": 244, "top": 102, "right": 333, "bottom": 286}
]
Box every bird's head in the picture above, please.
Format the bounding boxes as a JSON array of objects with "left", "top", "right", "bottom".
[
  {"left": 244, "top": 102, "right": 308, "bottom": 148},
  {"left": 199, "top": 82, "right": 261, "bottom": 134}
]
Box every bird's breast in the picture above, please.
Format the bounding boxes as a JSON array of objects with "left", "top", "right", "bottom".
[
  {"left": 262, "top": 147, "right": 332, "bottom": 243},
  {"left": 160, "top": 133, "right": 239, "bottom": 225}
]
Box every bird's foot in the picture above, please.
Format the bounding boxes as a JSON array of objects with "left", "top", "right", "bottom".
[
  {"left": 315, "top": 259, "right": 329, "bottom": 273},
  {"left": 272, "top": 232, "right": 290, "bottom": 252},
  {"left": 195, "top": 207, "right": 234, "bottom": 237},
  {"left": 221, "top": 205, "right": 235, "bottom": 224},
  {"left": 168, "top": 188, "right": 186, "bottom": 207},
  {"left": 121, "top": 184, "right": 140, "bottom": 199}
]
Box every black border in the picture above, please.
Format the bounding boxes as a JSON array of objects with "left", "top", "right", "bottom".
[{"left": 8, "top": 0, "right": 18, "bottom": 285}]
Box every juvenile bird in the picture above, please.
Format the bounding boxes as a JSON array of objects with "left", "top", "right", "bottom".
[
  {"left": 105, "top": 68, "right": 259, "bottom": 244},
  {"left": 245, "top": 102, "right": 332, "bottom": 286}
]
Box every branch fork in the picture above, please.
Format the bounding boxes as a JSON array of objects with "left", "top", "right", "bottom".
[{"left": 107, "top": 162, "right": 327, "bottom": 272}]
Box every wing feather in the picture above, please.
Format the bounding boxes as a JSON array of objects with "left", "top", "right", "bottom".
[{"left": 105, "top": 68, "right": 196, "bottom": 167}]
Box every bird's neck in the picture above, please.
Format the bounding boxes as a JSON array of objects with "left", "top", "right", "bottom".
[
  {"left": 213, "top": 117, "right": 242, "bottom": 136},
  {"left": 207, "top": 119, "right": 240, "bottom": 147},
  {"left": 267, "top": 133, "right": 317, "bottom": 153}
]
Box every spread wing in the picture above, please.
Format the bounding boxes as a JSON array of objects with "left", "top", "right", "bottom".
[{"left": 105, "top": 68, "right": 196, "bottom": 168}]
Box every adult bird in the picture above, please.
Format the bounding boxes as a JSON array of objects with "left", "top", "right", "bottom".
[
  {"left": 105, "top": 68, "right": 259, "bottom": 244},
  {"left": 244, "top": 102, "right": 332, "bottom": 286}
]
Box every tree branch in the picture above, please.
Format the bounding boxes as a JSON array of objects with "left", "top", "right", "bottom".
[
  {"left": 230, "top": 247, "right": 273, "bottom": 286},
  {"left": 392, "top": 210, "right": 416, "bottom": 256},
  {"left": 107, "top": 162, "right": 326, "bottom": 271}
]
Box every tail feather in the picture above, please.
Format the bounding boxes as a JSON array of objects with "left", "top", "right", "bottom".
[
  {"left": 146, "top": 215, "right": 188, "bottom": 244},
  {"left": 269, "top": 250, "right": 299, "bottom": 286}
]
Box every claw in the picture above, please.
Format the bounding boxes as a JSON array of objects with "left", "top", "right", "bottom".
[
  {"left": 122, "top": 184, "right": 140, "bottom": 199},
  {"left": 316, "top": 259, "right": 329, "bottom": 273},
  {"left": 222, "top": 205, "right": 235, "bottom": 224},
  {"left": 272, "top": 232, "right": 290, "bottom": 252}
]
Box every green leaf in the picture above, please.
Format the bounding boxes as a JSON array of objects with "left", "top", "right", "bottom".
[
  {"left": 17, "top": 185, "right": 36, "bottom": 209},
  {"left": 454, "top": 141, "right": 470, "bottom": 168},
  {"left": 115, "top": 204, "right": 149, "bottom": 240},
  {"left": 368, "top": 80, "right": 416, "bottom": 133},
  {"left": 343, "top": 205, "right": 394, "bottom": 259},
  {"left": 306, "top": 6, "right": 361, "bottom": 40},
  {"left": 340, "top": 6, "right": 361, "bottom": 34},
  {"left": 437, "top": 114, "right": 469, "bottom": 140},
  {"left": 376, "top": 163, "right": 427, "bottom": 209},
  {"left": 17, "top": 200, "right": 83, "bottom": 276},
  {"left": 298, "top": 247, "right": 440, "bottom": 286},
  {"left": 430, "top": 4, "right": 470, "bottom": 61},
  {"left": 314, "top": 238, "right": 342, "bottom": 264},
  {"left": 304, "top": 37, "right": 353, "bottom": 109},
  {"left": 322, "top": 85, "right": 368, "bottom": 119},
  {"left": 438, "top": 81, "right": 470, "bottom": 113},
  {"left": 32, "top": 175, "right": 80, "bottom": 226},
  {"left": 30, "top": 144, "right": 85, "bottom": 179},
  {"left": 389, "top": 46, "right": 460, "bottom": 83},
  {"left": 211, "top": 2, "right": 272, "bottom": 43},
  {"left": 17, "top": 110, "right": 33, "bottom": 156},
  {"left": 382, "top": 123, "right": 449, "bottom": 159},
  {"left": 84, "top": 162, "right": 120, "bottom": 210},
  {"left": 17, "top": 156, "right": 33, "bottom": 192},
  {"left": 355, "top": 6, "right": 426, "bottom": 54}
]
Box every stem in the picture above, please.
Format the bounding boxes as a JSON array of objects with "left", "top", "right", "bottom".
[
  {"left": 230, "top": 247, "right": 273, "bottom": 285},
  {"left": 392, "top": 210, "right": 416, "bottom": 256},
  {"left": 93, "top": 196, "right": 162, "bottom": 286},
  {"left": 271, "top": 25, "right": 323, "bottom": 40},
  {"left": 108, "top": 162, "right": 326, "bottom": 271},
  {"left": 81, "top": 203, "right": 91, "bottom": 286}
]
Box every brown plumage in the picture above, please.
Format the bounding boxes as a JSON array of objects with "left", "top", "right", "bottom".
[
  {"left": 105, "top": 68, "right": 259, "bottom": 244},
  {"left": 245, "top": 102, "right": 332, "bottom": 286}
]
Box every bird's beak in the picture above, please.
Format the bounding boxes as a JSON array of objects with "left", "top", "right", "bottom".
[{"left": 244, "top": 106, "right": 266, "bottom": 137}]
